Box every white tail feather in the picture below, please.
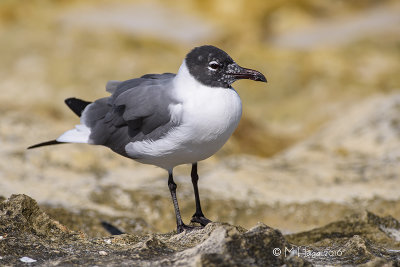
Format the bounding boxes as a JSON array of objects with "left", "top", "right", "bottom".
[{"left": 56, "top": 124, "right": 91, "bottom": 143}]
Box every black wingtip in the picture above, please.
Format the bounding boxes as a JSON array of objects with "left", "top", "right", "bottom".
[
  {"left": 65, "top": 98, "right": 92, "bottom": 117},
  {"left": 27, "top": 140, "right": 63, "bottom": 149}
]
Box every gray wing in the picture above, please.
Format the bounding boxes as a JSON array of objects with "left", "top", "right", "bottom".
[
  {"left": 82, "top": 73, "right": 179, "bottom": 157},
  {"left": 105, "top": 80, "right": 121, "bottom": 93}
]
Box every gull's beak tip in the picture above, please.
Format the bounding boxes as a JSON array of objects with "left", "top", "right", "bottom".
[{"left": 256, "top": 73, "right": 267, "bottom": 83}]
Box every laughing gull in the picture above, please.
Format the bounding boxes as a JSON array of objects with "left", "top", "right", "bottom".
[{"left": 28, "top": 45, "right": 267, "bottom": 233}]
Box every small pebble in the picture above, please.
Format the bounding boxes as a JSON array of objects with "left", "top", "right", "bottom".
[
  {"left": 104, "top": 239, "right": 112, "bottom": 244},
  {"left": 20, "top": 257, "right": 37, "bottom": 263},
  {"left": 99, "top": 251, "right": 108, "bottom": 256}
]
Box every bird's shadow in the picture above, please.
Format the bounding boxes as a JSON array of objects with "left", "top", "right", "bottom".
[{"left": 101, "top": 221, "right": 124, "bottom": 235}]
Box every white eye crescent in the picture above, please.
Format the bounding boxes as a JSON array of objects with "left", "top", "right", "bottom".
[{"left": 208, "top": 61, "right": 220, "bottom": 71}]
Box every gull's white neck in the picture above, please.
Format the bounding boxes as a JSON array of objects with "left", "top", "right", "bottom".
[
  {"left": 173, "top": 60, "right": 201, "bottom": 96},
  {"left": 173, "top": 59, "right": 242, "bottom": 145}
]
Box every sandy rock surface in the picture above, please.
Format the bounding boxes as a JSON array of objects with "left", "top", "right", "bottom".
[
  {"left": 1, "top": 94, "right": 400, "bottom": 233},
  {"left": 0, "top": 94, "right": 400, "bottom": 265}
]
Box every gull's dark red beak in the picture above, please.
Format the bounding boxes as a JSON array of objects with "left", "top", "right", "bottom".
[{"left": 228, "top": 63, "right": 267, "bottom": 83}]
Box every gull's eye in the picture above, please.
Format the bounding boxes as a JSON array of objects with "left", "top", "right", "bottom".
[{"left": 208, "top": 61, "right": 220, "bottom": 71}]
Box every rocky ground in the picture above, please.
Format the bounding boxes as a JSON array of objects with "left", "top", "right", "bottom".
[{"left": 1, "top": 194, "right": 400, "bottom": 266}]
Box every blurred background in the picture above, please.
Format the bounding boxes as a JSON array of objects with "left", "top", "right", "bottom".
[{"left": 1, "top": 0, "right": 399, "bottom": 235}]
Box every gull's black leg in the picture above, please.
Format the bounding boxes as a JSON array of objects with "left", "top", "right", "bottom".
[
  {"left": 190, "top": 163, "right": 212, "bottom": 226},
  {"left": 168, "top": 170, "right": 192, "bottom": 233}
]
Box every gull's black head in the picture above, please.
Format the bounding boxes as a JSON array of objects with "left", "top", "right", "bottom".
[{"left": 185, "top": 45, "right": 267, "bottom": 88}]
